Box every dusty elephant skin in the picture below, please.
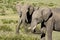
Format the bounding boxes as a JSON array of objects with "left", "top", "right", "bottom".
[
  {"left": 16, "top": 3, "right": 35, "bottom": 34},
  {"left": 28, "top": 7, "right": 60, "bottom": 40}
]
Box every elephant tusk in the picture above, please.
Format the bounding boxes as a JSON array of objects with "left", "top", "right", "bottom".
[
  {"left": 32, "top": 25, "right": 36, "bottom": 31},
  {"left": 28, "top": 27, "right": 32, "bottom": 30}
]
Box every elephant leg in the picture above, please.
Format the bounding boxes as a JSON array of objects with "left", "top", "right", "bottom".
[
  {"left": 16, "top": 18, "right": 22, "bottom": 34},
  {"left": 41, "top": 27, "right": 46, "bottom": 40},
  {"left": 22, "top": 15, "right": 27, "bottom": 26},
  {"left": 46, "top": 25, "right": 53, "bottom": 40},
  {"left": 46, "top": 26, "right": 52, "bottom": 40},
  {"left": 46, "top": 18, "right": 53, "bottom": 40}
]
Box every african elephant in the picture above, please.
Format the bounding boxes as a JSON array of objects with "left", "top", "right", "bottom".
[
  {"left": 28, "top": 7, "right": 60, "bottom": 40},
  {"left": 16, "top": 3, "right": 39, "bottom": 34}
]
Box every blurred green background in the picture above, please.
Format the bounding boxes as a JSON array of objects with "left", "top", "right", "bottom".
[{"left": 0, "top": 0, "right": 60, "bottom": 40}]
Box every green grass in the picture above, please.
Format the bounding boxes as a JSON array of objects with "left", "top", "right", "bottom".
[
  {"left": 52, "top": 31, "right": 60, "bottom": 40},
  {"left": 1, "top": 19, "right": 18, "bottom": 24},
  {"left": 0, "top": 25, "right": 12, "bottom": 31},
  {"left": 0, "top": 32, "right": 40, "bottom": 40}
]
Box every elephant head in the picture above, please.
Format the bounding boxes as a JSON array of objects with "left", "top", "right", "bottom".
[
  {"left": 28, "top": 7, "right": 52, "bottom": 33},
  {"left": 16, "top": 3, "right": 35, "bottom": 23},
  {"left": 16, "top": 3, "right": 34, "bottom": 17}
]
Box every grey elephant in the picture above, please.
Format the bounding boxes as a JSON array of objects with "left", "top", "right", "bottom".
[
  {"left": 16, "top": 3, "right": 39, "bottom": 34},
  {"left": 28, "top": 7, "right": 60, "bottom": 40}
]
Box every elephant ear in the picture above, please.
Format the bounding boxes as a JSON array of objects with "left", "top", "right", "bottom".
[
  {"left": 29, "top": 6, "right": 39, "bottom": 15},
  {"left": 29, "top": 5, "right": 34, "bottom": 15},
  {"left": 42, "top": 8, "right": 52, "bottom": 21},
  {"left": 16, "top": 3, "right": 22, "bottom": 16}
]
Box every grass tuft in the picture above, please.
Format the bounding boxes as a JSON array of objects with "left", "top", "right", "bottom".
[{"left": 0, "top": 25, "right": 12, "bottom": 31}]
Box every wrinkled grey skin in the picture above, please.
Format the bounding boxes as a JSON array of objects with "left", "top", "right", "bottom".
[
  {"left": 16, "top": 3, "right": 35, "bottom": 33},
  {"left": 28, "top": 7, "right": 60, "bottom": 40}
]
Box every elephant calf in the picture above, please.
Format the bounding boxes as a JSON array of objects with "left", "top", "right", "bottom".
[
  {"left": 16, "top": 3, "right": 39, "bottom": 34},
  {"left": 16, "top": 3, "right": 34, "bottom": 33},
  {"left": 28, "top": 7, "right": 60, "bottom": 40}
]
